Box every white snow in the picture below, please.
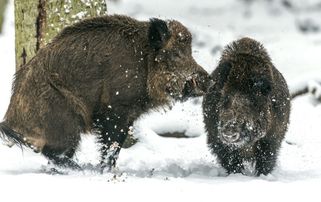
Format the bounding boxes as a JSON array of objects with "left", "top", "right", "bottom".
[
  {"left": 1, "top": 0, "right": 321, "bottom": 201},
  {"left": 72, "top": 11, "right": 88, "bottom": 19}
]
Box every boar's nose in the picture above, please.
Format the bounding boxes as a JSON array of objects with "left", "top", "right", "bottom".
[{"left": 222, "top": 132, "right": 240, "bottom": 143}]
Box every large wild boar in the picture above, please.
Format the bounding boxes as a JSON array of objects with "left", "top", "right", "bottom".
[
  {"left": 203, "top": 37, "right": 290, "bottom": 176},
  {"left": 0, "top": 15, "right": 211, "bottom": 171}
]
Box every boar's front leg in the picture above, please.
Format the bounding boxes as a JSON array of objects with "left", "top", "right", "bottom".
[
  {"left": 216, "top": 147, "right": 244, "bottom": 174},
  {"left": 255, "top": 137, "right": 279, "bottom": 176},
  {"left": 93, "top": 107, "right": 131, "bottom": 173}
]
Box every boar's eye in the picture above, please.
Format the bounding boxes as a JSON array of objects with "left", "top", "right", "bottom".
[
  {"left": 250, "top": 78, "right": 272, "bottom": 96},
  {"left": 154, "top": 50, "right": 168, "bottom": 62},
  {"left": 170, "top": 50, "right": 183, "bottom": 61}
]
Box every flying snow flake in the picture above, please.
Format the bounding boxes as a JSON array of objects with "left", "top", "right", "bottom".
[
  {"left": 110, "top": 141, "right": 120, "bottom": 150},
  {"left": 116, "top": 91, "right": 119, "bottom": 95},
  {"left": 128, "top": 126, "right": 134, "bottom": 135}
]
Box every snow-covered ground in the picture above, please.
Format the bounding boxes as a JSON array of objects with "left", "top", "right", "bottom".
[{"left": 1, "top": 0, "right": 321, "bottom": 201}]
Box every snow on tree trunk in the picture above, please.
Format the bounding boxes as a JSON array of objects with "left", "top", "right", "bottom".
[
  {"left": 0, "top": 0, "right": 8, "bottom": 33},
  {"left": 14, "top": 0, "right": 107, "bottom": 71}
]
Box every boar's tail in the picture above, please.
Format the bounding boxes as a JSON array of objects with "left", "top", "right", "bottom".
[{"left": 0, "top": 122, "right": 27, "bottom": 148}]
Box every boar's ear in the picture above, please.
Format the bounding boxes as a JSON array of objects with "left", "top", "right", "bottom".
[
  {"left": 212, "top": 61, "right": 232, "bottom": 88},
  {"left": 148, "top": 18, "right": 171, "bottom": 51}
]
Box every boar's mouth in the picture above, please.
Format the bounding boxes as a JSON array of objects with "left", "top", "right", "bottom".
[
  {"left": 182, "top": 77, "right": 204, "bottom": 97},
  {"left": 164, "top": 76, "right": 203, "bottom": 102},
  {"left": 180, "top": 74, "right": 212, "bottom": 101},
  {"left": 164, "top": 73, "right": 212, "bottom": 102}
]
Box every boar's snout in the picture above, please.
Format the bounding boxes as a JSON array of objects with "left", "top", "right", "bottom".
[
  {"left": 218, "top": 119, "right": 242, "bottom": 144},
  {"left": 182, "top": 68, "right": 213, "bottom": 100},
  {"left": 218, "top": 118, "right": 266, "bottom": 147}
]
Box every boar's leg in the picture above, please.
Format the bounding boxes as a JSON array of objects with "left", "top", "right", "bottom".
[
  {"left": 42, "top": 145, "right": 81, "bottom": 170},
  {"left": 39, "top": 94, "right": 83, "bottom": 170},
  {"left": 93, "top": 107, "right": 131, "bottom": 172},
  {"left": 216, "top": 147, "right": 244, "bottom": 174},
  {"left": 255, "top": 138, "right": 279, "bottom": 175}
]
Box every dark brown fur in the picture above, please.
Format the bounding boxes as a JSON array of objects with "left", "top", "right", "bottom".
[
  {"left": 0, "top": 15, "right": 211, "bottom": 171},
  {"left": 203, "top": 37, "right": 290, "bottom": 176}
]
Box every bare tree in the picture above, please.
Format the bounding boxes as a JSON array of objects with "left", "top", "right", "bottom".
[
  {"left": 15, "top": 0, "right": 107, "bottom": 70},
  {"left": 0, "top": 0, "right": 8, "bottom": 33}
]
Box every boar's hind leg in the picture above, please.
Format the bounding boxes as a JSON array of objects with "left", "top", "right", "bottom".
[
  {"left": 42, "top": 145, "right": 81, "bottom": 170},
  {"left": 93, "top": 108, "right": 130, "bottom": 172},
  {"left": 39, "top": 97, "right": 82, "bottom": 170},
  {"left": 255, "top": 138, "right": 279, "bottom": 175}
]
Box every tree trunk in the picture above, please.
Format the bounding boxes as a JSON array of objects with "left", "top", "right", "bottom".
[
  {"left": 0, "top": 0, "right": 8, "bottom": 33},
  {"left": 14, "top": 0, "right": 107, "bottom": 71}
]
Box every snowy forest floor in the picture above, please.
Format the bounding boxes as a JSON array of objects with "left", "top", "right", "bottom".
[{"left": 1, "top": 0, "right": 321, "bottom": 201}]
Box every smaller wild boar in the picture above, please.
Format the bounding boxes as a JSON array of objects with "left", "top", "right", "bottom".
[
  {"left": 0, "top": 15, "right": 211, "bottom": 171},
  {"left": 203, "top": 37, "right": 290, "bottom": 176}
]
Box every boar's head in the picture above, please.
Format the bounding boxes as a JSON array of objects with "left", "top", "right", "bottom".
[
  {"left": 147, "top": 18, "right": 212, "bottom": 105},
  {"left": 215, "top": 48, "right": 274, "bottom": 149}
]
